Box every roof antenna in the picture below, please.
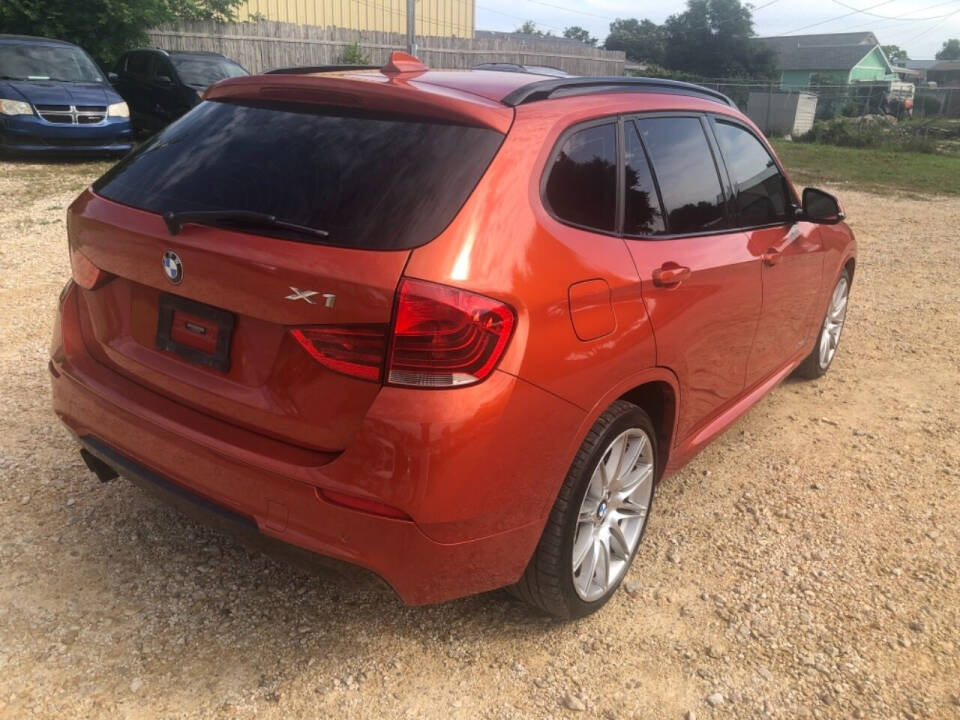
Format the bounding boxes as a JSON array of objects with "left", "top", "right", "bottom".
[{"left": 381, "top": 51, "right": 428, "bottom": 75}]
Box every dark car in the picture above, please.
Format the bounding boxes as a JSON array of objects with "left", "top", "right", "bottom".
[
  {"left": 112, "top": 48, "right": 247, "bottom": 134},
  {"left": 0, "top": 35, "right": 133, "bottom": 155}
]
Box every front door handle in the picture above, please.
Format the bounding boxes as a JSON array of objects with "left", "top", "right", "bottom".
[
  {"left": 762, "top": 248, "right": 782, "bottom": 267},
  {"left": 652, "top": 262, "right": 691, "bottom": 288}
]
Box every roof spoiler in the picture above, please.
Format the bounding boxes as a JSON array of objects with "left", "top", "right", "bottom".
[
  {"left": 265, "top": 51, "right": 428, "bottom": 77},
  {"left": 205, "top": 53, "right": 513, "bottom": 133}
]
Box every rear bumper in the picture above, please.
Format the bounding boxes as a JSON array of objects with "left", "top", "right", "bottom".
[{"left": 50, "top": 284, "right": 584, "bottom": 604}]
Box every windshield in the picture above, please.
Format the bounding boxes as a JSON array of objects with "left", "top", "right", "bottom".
[
  {"left": 92, "top": 100, "right": 505, "bottom": 250},
  {"left": 170, "top": 56, "right": 247, "bottom": 87},
  {"left": 0, "top": 44, "right": 103, "bottom": 83}
]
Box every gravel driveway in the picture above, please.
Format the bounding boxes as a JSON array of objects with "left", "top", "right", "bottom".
[{"left": 1, "top": 161, "right": 958, "bottom": 720}]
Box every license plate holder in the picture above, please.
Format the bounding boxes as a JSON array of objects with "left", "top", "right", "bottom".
[{"left": 156, "top": 293, "right": 234, "bottom": 373}]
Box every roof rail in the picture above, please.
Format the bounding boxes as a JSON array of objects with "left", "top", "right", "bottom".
[
  {"left": 501, "top": 76, "right": 736, "bottom": 108},
  {"left": 265, "top": 64, "right": 380, "bottom": 74}
]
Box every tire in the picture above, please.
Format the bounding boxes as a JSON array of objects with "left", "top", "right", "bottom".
[
  {"left": 796, "top": 268, "right": 851, "bottom": 380},
  {"left": 510, "top": 400, "right": 657, "bottom": 619}
]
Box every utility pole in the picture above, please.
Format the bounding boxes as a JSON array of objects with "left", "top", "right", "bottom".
[{"left": 406, "top": 0, "right": 418, "bottom": 57}]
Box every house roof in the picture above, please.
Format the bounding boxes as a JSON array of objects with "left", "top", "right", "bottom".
[
  {"left": 931, "top": 61, "right": 960, "bottom": 72},
  {"left": 904, "top": 59, "right": 937, "bottom": 70},
  {"left": 756, "top": 32, "right": 886, "bottom": 72}
]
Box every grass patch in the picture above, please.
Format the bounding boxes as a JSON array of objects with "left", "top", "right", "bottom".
[{"left": 771, "top": 140, "right": 960, "bottom": 197}]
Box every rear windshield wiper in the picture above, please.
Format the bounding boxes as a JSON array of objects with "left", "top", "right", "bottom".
[{"left": 163, "top": 210, "right": 330, "bottom": 240}]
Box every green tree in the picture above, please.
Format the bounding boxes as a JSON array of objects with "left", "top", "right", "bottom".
[
  {"left": 882, "top": 44, "right": 909, "bottom": 64},
  {"left": 515, "top": 21, "right": 553, "bottom": 37},
  {"left": 936, "top": 38, "right": 960, "bottom": 61},
  {"left": 662, "top": 0, "right": 776, "bottom": 78},
  {"left": 563, "top": 26, "right": 597, "bottom": 46},
  {"left": 604, "top": 18, "right": 666, "bottom": 65},
  {"left": 0, "top": 0, "right": 242, "bottom": 67}
]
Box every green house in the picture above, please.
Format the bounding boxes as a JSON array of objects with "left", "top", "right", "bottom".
[{"left": 756, "top": 32, "right": 897, "bottom": 90}]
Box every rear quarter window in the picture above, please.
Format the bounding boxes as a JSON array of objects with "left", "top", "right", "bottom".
[
  {"left": 543, "top": 123, "right": 618, "bottom": 233},
  {"left": 93, "top": 101, "right": 505, "bottom": 251}
]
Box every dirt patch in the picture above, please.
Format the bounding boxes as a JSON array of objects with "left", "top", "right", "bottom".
[{"left": 1, "top": 162, "right": 957, "bottom": 719}]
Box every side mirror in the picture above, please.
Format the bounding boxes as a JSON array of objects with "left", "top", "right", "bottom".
[
  {"left": 156, "top": 74, "right": 173, "bottom": 86},
  {"left": 802, "top": 188, "right": 845, "bottom": 225},
  {"left": 107, "top": 71, "right": 119, "bottom": 83}
]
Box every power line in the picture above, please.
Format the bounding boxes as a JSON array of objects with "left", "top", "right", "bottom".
[
  {"left": 782, "top": 0, "right": 899, "bottom": 34},
  {"left": 835, "top": 0, "right": 960, "bottom": 31},
  {"left": 829, "top": 0, "right": 960, "bottom": 20},
  {"left": 897, "top": 5, "right": 960, "bottom": 42}
]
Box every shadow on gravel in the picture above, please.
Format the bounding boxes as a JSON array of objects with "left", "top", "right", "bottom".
[{"left": 52, "top": 464, "right": 562, "bottom": 675}]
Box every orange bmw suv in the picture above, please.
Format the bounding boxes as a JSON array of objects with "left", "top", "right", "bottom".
[{"left": 51, "top": 53, "right": 855, "bottom": 618}]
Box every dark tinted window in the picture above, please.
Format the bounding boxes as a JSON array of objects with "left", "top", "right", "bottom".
[
  {"left": 124, "top": 52, "right": 151, "bottom": 76},
  {"left": 624, "top": 121, "right": 665, "bottom": 236},
  {"left": 93, "top": 101, "right": 504, "bottom": 250},
  {"left": 635, "top": 117, "right": 726, "bottom": 235},
  {"left": 714, "top": 121, "right": 789, "bottom": 226},
  {"left": 170, "top": 55, "right": 247, "bottom": 87},
  {"left": 545, "top": 123, "right": 617, "bottom": 232}
]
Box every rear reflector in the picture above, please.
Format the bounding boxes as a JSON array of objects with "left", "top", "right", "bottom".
[
  {"left": 387, "top": 278, "right": 515, "bottom": 388},
  {"left": 69, "top": 248, "right": 111, "bottom": 290},
  {"left": 291, "top": 279, "right": 515, "bottom": 388},
  {"left": 291, "top": 326, "right": 387, "bottom": 381},
  {"left": 317, "top": 488, "right": 411, "bottom": 520}
]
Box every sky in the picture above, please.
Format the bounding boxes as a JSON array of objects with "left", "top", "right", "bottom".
[{"left": 473, "top": 0, "right": 960, "bottom": 60}]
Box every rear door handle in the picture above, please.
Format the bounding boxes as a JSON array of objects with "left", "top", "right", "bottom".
[
  {"left": 652, "top": 263, "right": 691, "bottom": 288},
  {"left": 762, "top": 248, "right": 782, "bottom": 267}
]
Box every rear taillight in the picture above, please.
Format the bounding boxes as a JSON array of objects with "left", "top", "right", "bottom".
[
  {"left": 291, "top": 326, "right": 387, "bottom": 381},
  {"left": 291, "top": 279, "right": 515, "bottom": 387},
  {"left": 387, "top": 278, "right": 515, "bottom": 388},
  {"left": 69, "top": 248, "right": 111, "bottom": 290}
]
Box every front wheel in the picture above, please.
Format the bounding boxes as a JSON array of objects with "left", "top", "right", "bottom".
[
  {"left": 796, "top": 269, "right": 851, "bottom": 379},
  {"left": 510, "top": 401, "right": 657, "bottom": 619}
]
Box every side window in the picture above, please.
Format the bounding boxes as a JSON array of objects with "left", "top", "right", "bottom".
[
  {"left": 623, "top": 121, "right": 665, "bottom": 236},
  {"left": 153, "top": 59, "right": 175, "bottom": 82},
  {"left": 714, "top": 120, "right": 790, "bottom": 227},
  {"left": 634, "top": 117, "right": 727, "bottom": 235},
  {"left": 125, "top": 52, "right": 150, "bottom": 77},
  {"left": 544, "top": 123, "right": 617, "bottom": 233}
]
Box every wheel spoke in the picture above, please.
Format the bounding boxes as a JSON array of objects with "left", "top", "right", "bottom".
[
  {"left": 617, "top": 498, "right": 648, "bottom": 518},
  {"left": 602, "top": 435, "right": 626, "bottom": 489},
  {"left": 580, "top": 540, "right": 600, "bottom": 592},
  {"left": 595, "top": 537, "right": 611, "bottom": 590},
  {"left": 618, "top": 462, "right": 653, "bottom": 497},
  {"left": 572, "top": 525, "right": 594, "bottom": 569},
  {"left": 609, "top": 522, "right": 631, "bottom": 561}
]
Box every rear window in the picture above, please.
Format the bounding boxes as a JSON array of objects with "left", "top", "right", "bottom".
[{"left": 93, "top": 101, "right": 505, "bottom": 250}]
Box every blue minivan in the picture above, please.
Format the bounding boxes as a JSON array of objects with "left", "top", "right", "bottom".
[{"left": 0, "top": 35, "right": 133, "bottom": 155}]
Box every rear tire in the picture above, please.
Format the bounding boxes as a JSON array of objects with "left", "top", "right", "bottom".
[
  {"left": 796, "top": 269, "right": 851, "bottom": 379},
  {"left": 510, "top": 401, "right": 657, "bottom": 619}
]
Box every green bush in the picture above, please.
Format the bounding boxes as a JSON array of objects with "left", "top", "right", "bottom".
[
  {"left": 338, "top": 42, "right": 371, "bottom": 65},
  {"left": 798, "top": 119, "right": 937, "bottom": 154}
]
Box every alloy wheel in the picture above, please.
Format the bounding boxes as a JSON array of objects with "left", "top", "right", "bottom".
[
  {"left": 819, "top": 276, "right": 849, "bottom": 369},
  {"left": 571, "top": 428, "right": 655, "bottom": 602}
]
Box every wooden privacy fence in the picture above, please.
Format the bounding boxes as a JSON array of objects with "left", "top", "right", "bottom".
[{"left": 145, "top": 21, "right": 625, "bottom": 76}]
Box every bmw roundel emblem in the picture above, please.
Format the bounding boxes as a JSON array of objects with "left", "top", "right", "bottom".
[{"left": 162, "top": 250, "right": 183, "bottom": 285}]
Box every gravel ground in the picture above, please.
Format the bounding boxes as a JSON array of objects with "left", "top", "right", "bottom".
[{"left": 0, "top": 160, "right": 958, "bottom": 720}]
